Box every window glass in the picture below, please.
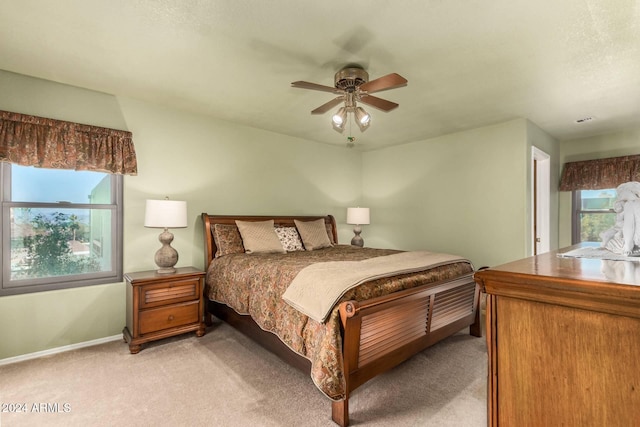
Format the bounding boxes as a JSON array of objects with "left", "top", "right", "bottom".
[
  {"left": 11, "top": 165, "right": 110, "bottom": 204},
  {"left": 574, "top": 189, "right": 616, "bottom": 243},
  {"left": 2, "top": 164, "right": 122, "bottom": 296}
]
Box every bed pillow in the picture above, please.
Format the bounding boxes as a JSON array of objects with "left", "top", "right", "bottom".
[
  {"left": 211, "top": 224, "right": 244, "bottom": 257},
  {"left": 325, "top": 223, "right": 336, "bottom": 244},
  {"left": 275, "top": 226, "right": 305, "bottom": 252},
  {"left": 235, "top": 220, "right": 286, "bottom": 254},
  {"left": 295, "top": 218, "right": 334, "bottom": 251}
]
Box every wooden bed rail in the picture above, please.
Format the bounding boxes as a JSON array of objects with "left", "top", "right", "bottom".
[{"left": 333, "top": 272, "right": 480, "bottom": 426}]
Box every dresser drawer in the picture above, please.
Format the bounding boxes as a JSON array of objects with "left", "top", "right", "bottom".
[
  {"left": 139, "top": 301, "right": 200, "bottom": 334},
  {"left": 138, "top": 278, "right": 201, "bottom": 309}
]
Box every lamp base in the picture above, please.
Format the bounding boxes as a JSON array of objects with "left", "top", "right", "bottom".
[
  {"left": 154, "top": 229, "right": 179, "bottom": 274},
  {"left": 351, "top": 225, "right": 364, "bottom": 248}
]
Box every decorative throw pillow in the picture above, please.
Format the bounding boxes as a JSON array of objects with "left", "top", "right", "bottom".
[
  {"left": 212, "top": 224, "right": 244, "bottom": 257},
  {"left": 235, "top": 220, "right": 286, "bottom": 254},
  {"left": 275, "top": 226, "right": 305, "bottom": 252},
  {"left": 295, "top": 218, "right": 333, "bottom": 251}
]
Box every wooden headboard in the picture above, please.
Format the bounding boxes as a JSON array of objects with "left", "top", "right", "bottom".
[{"left": 201, "top": 213, "right": 338, "bottom": 267}]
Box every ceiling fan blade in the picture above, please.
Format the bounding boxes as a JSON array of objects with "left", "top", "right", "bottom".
[
  {"left": 291, "top": 81, "right": 339, "bottom": 93},
  {"left": 359, "top": 73, "right": 407, "bottom": 94},
  {"left": 311, "top": 97, "right": 345, "bottom": 115},
  {"left": 359, "top": 95, "right": 399, "bottom": 112}
]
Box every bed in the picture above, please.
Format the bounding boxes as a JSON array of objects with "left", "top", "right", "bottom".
[{"left": 201, "top": 213, "right": 482, "bottom": 426}]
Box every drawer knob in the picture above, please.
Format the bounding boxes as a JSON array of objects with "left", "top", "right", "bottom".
[{"left": 168, "top": 315, "right": 175, "bottom": 322}]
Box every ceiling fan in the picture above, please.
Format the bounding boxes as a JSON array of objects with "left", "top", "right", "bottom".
[{"left": 291, "top": 66, "right": 407, "bottom": 133}]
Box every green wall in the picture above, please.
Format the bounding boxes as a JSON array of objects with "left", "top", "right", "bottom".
[
  {"left": 558, "top": 128, "right": 640, "bottom": 247},
  {"left": 0, "top": 70, "right": 361, "bottom": 359},
  {"left": 361, "top": 119, "right": 546, "bottom": 269}
]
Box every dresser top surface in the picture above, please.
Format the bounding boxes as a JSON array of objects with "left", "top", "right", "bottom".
[{"left": 476, "top": 243, "right": 640, "bottom": 291}]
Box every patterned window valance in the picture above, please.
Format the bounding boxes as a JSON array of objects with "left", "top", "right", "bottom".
[
  {"left": 0, "top": 110, "right": 137, "bottom": 175},
  {"left": 559, "top": 154, "right": 640, "bottom": 191}
]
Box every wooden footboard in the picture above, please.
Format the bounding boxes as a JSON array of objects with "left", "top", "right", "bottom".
[{"left": 332, "top": 272, "right": 480, "bottom": 426}]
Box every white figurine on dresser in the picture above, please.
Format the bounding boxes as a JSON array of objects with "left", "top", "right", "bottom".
[{"left": 601, "top": 181, "right": 640, "bottom": 256}]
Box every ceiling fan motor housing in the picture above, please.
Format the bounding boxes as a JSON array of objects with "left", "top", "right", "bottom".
[{"left": 334, "top": 67, "right": 369, "bottom": 91}]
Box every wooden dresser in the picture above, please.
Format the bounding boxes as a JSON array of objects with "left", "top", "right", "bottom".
[
  {"left": 123, "top": 266, "right": 206, "bottom": 354},
  {"left": 474, "top": 244, "right": 640, "bottom": 426}
]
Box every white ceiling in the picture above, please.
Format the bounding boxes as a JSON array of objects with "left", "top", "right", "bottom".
[{"left": 1, "top": 0, "right": 639, "bottom": 150}]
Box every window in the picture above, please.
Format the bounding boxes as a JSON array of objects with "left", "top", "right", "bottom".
[
  {"left": 572, "top": 189, "right": 617, "bottom": 244},
  {"left": 1, "top": 164, "right": 123, "bottom": 296}
]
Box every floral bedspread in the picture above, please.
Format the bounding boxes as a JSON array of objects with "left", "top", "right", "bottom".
[{"left": 205, "top": 245, "right": 473, "bottom": 400}]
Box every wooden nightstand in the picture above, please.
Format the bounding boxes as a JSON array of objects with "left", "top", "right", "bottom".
[{"left": 123, "top": 266, "right": 206, "bottom": 354}]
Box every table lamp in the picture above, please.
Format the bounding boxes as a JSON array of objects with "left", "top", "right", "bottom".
[
  {"left": 347, "top": 207, "right": 370, "bottom": 247},
  {"left": 144, "top": 198, "right": 188, "bottom": 274}
]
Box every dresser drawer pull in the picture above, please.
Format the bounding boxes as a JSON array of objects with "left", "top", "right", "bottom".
[{"left": 168, "top": 315, "right": 175, "bottom": 321}]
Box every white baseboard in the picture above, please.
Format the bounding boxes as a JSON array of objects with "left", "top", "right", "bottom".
[{"left": 0, "top": 334, "right": 123, "bottom": 366}]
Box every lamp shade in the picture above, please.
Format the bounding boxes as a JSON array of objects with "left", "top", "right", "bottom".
[
  {"left": 144, "top": 199, "right": 188, "bottom": 228},
  {"left": 347, "top": 207, "right": 370, "bottom": 225}
]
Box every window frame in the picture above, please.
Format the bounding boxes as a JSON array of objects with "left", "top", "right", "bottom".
[
  {"left": 571, "top": 189, "right": 616, "bottom": 245},
  {"left": 0, "top": 163, "right": 123, "bottom": 296}
]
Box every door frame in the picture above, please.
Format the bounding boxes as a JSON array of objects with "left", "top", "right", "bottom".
[{"left": 532, "top": 146, "right": 550, "bottom": 255}]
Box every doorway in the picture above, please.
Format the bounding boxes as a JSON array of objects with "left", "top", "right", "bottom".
[{"left": 532, "top": 146, "right": 550, "bottom": 255}]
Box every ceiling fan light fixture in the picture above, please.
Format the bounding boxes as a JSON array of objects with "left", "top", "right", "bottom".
[
  {"left": 355, "top": 107, "right": 370, "bottom": 131},
  {"left": 332, "top": 107, "right": 346, "bottom": 125},
  {"left": 356, "top": 118, "right": 370, "bottom": 132},
  {"left": 332, "top": 121, "right": 345, "bottom": 133},
  {"left": 355, "top": 106, "right": 370, "bottom": 125},
  {"left": 332, "top": 107, "right": 347, "bottom": 132}
]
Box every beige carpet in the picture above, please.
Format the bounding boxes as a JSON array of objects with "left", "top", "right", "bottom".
[{"left": 0, "top": 320, "right": 487, "bottom": 426}]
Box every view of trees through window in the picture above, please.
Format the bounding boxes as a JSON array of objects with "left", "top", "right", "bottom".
[
  {"left": 11, "top": 208, "right": 103, "bottom": 280},
  {"left": 577, "top": 189, "right": 616, "bottom": 242},
  {"left": 7, "top": 165, "right": 115, "bottom": 285}
]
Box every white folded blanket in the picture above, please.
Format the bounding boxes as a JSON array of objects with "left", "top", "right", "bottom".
[{"left": 282, "top": 251, "right": 467, "bottom": 323}]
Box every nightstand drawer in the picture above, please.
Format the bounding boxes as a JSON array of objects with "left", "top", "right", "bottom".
[
  {"left": 139, "top": 278, "right": 201, "bottom": 309},
  {"left": 139, "top": 301, "right": 199, "bottom": 334}
]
